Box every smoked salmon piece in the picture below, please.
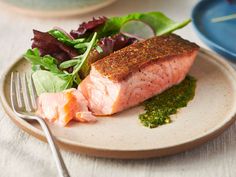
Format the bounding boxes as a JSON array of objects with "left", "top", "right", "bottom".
[
  {"left": 37, "top": 88, "right": 96, "bottom": 126},
  {"left": 79, "top": 34, "right": 199, "bottom": 115}
]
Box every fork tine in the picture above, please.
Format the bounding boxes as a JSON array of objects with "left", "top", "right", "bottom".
[
  {"left": 15, "top": 72, "right": 24, "bottom": 108},
  {"left": 10, "top": 72, "right": 19, "bottom": 111},
  {"left": 29, "top": 74, "right": 38, "bottom": 110},
  {"left": 21, "top": 73, "right": 33, "bottom": 112}
]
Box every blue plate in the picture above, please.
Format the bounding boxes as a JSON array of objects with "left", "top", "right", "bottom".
[{"left": 192, "top": 0, "right": 236, "bottom": 60}]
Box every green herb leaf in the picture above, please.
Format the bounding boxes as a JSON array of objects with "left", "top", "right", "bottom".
[
  {"left": 32, "top": 70, "right": 72, "bottom": 95},
  {"left": 75, "top": 32, "right": 97, "bottom": 77},
  {"left": 48, "top": 29, "right": 85, "bottom": 47},
  {"left": 59, "top": 59, "right": 82, "bottom": 69},
  {"left": 96, "top": 45, "right": 103, "bottom": 53},
  {"left": 74, "top": 42, "right": 89, "bottom": 49},
  {"left": 140, "top": 12, "right": 191, "bottom": 35},
  {"left": 100, "top": 12, "right": 191, "bottom": 37},
  {"left": 24, "top": 48, "right": 62, "bottom": 74},
  {"left": 60, "top": 32, "right": 98, "bottom": 78}
]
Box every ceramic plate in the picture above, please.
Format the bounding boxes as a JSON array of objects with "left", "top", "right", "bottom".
[
  {"left": 192, "top": 0, "right": 236, "bottom": 60},
  {"left": 0, "top": 0, "right": 116, "bottom": 17},
  {"left": 1, "top": 49, "right": 236, "bottom": 159}
]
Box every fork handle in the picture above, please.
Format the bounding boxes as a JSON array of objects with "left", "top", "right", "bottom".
[{"left": 36, "top": 117, "right": 70, "bottom": 177}]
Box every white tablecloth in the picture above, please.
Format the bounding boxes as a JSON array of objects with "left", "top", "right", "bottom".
[{"left": 0, "top": 0, "right": 236, "bottom": 176}]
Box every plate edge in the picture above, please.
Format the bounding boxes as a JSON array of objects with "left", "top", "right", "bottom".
[{"left": 1, "top": 48, "right": 236, "bottom": 159}]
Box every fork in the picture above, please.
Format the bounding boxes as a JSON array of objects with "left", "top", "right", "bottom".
[{"left": 10, "top": 72, "right": 70, "bottom": 177}]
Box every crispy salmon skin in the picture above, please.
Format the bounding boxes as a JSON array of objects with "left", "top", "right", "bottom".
[{"left": 92, "top": 34, "right": 199, "bottom": 82}]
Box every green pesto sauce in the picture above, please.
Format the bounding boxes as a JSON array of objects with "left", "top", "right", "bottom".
[{"left": 139, "top": 75, "right": 197, "bottom": 128}]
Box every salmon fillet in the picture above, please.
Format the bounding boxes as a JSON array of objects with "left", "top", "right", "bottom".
[
  {"left": 79, "top": 34, "right": 199, "bottom": 115},
  {"left": 37, "top": 88, "right": 96, "bottom": 126}
]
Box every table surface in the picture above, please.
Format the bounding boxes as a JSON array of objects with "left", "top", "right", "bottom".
[{"left": 0, "top": 0, "right": 236, "bottom": 177}]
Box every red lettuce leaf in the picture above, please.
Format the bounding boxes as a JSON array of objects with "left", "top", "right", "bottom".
[
  {"left": 88, "top": 33, "right": 137, "bottom": 64},
  {"left": 70, "top": 16, "right": 107, "bottom": 39},
  {"left": 32, "top": 30, "right": 78, "bottom": 62},
  {"left": 98, "top": 33, "right": 137, "bottom": 55}
]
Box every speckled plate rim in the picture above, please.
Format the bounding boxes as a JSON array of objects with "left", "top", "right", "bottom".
[
  {"left": 0, "top": 0, "right": 116, "bottom": 17},
  {"left": 1, "top": 48, "right": 236, "bottom": 159}
]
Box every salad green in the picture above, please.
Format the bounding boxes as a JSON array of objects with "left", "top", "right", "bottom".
[
  {"left": 48, "top": 29, "right": 86, "bottom": 47},
  {"left": 32, "top": 70, "right": 69, "bottom": 94},
  {"left": 25, "top": 12, "right": 191, "bottom": 95},
  {"left": 25, "top": 32, "right": 97, "bottom": 95},
  {"left": 100, "top": 12, "right": 191, "bottom": 37}
]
